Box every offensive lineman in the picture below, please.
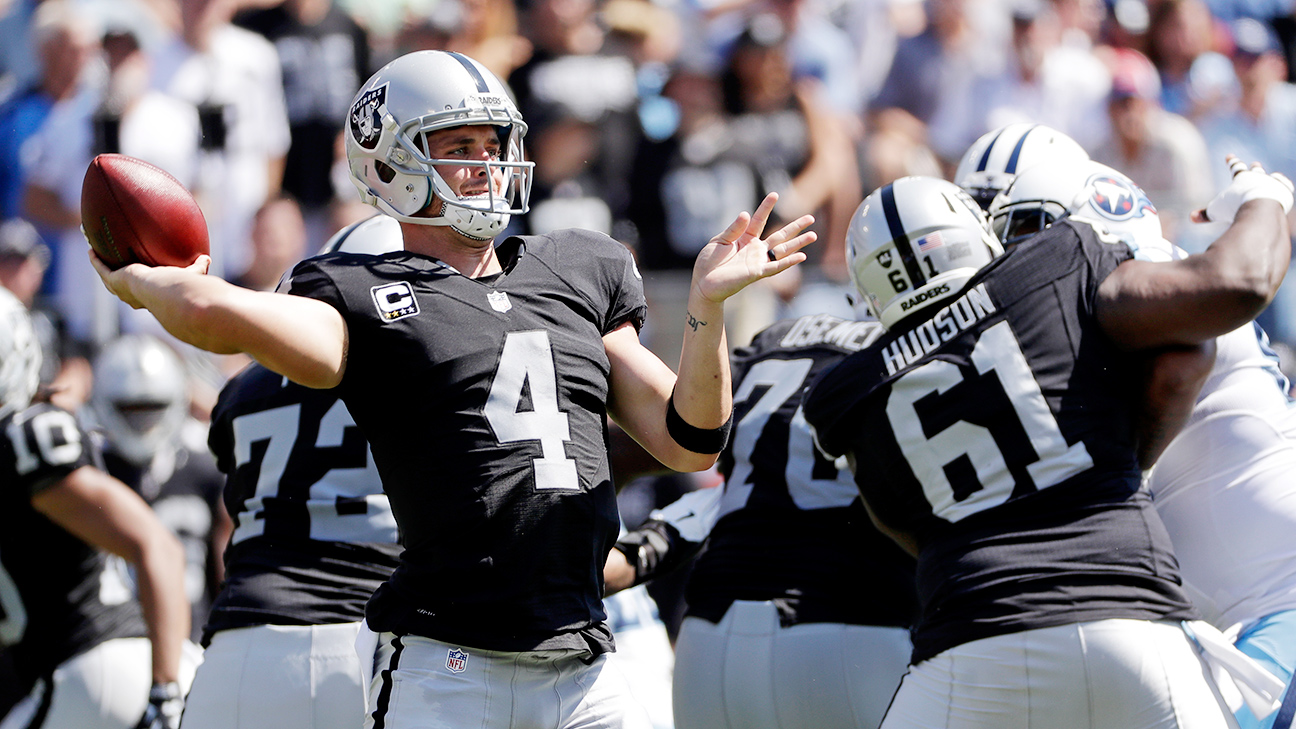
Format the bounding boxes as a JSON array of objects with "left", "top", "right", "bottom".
[
  {"left": 179, "top": 215, "right": 403, "bottom": 729},
  {"left": 608, "top": 311, "right": 918, "bottom": 729},
  {"left": 90, "top": 50, "right": 814, "bottom": 728},
  {"left": 0, "top": 287, "right": 195, "bottom": 729},
  {"left": 989, "top": 157, "right": 1296, "bottom": 729},
  {"left": 804, "top": 164, "right": 1292, "bottom": 728}
]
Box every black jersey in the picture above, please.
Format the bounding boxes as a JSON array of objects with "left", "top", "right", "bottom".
[
  {"left": 102, "top": 439, "right": 225, "bottom": 644},
  {"left": 804, "top": 220, "right": 1197, "bottom": 664},
  {"left": 685, "top": 314, "right": 918, "bottom": 629},
  {"left": 287, "top": 230, "right": 646, "bottom": 653},
  {"left": 0, "top": 403, "right": 146, "bottom": 686},
  {"left": 203, "top": 363, "right": 401, "bottom": 645}
]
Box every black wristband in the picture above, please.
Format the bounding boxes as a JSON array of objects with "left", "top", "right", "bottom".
[{"left": 666, "top": 390, "right": 733, "bottom": 453}]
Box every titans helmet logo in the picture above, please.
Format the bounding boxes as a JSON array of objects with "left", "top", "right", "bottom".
[
  {"left": 349, "top": 84, "right": 388, "bottom": 150},
  {"left": 1087, "top": 175, "right": 1157, "bottom": 221}
]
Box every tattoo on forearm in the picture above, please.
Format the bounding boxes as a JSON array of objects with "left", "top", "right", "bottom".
[{"left": 685, "top": 312, "right": 707, "bottom": 332}]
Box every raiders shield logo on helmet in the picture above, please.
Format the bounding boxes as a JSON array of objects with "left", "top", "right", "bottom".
[{"left": 350, "top": 85, "right": 388, "bottom": 151}]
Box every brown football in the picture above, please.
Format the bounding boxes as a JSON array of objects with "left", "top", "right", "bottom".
[{"left": 81, "top": 154, "right": 209, "bottom": 270}]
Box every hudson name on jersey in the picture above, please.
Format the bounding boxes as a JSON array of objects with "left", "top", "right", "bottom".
[{"left": 805, "top": 220, "right": 1197, "bottom": 663}]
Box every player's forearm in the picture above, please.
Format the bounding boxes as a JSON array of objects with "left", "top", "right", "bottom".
[
  {"left": 670, "top": 292, "right": 731, "bottom": 470},
  {"left": 1194, "top": 199, "right": 1291, "bottom": 318},
  {"left": 115, "top": 265, "right": 248, "bottom": 355},
  {"left": 110, "top": 264, "right": 346, "bottom": 388},
  {"left": 674, "top": 291, "right": 731, "bottom": 430},
  {"left": 1135, "top": 342, "right": 1215, "bottom": 469},
  {"left": 132, "top": 531, "right": 190, "bottom": 684}
]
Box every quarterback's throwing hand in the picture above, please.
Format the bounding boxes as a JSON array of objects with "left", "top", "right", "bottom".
[
  {"left": 1193, "top": 155, "right": 1295, "bottom": 224},
  {"left": 89, "top": 250, "right": 211, "bottom": 310},
  {"left": 692, "top": 192, "right": 816, "bottom": 303}
]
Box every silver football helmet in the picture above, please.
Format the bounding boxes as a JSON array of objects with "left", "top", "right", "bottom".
[
  {"left": 846, "top": 177, "right": 1004, "bottom": 330},
  {"left": 954, "top": 123, "right": 1090, "bottom": 210},
  {"left": 0, "top": 287, "right": 41, "bottom": 418},
  {"left": 274, "top": 215, "right": 406, "bottom": 293},
  {"left": 345, "top": 50, "right": 534, "bottom": 240},
  {"left": 90, "top": 334, "right": 188, "bottom": 465},
  {"left": 319, "top": 214, "right": 405, "bottom": 256},
  {"left": 988, "top": 158, "right": 1166, "bottom": 255}
]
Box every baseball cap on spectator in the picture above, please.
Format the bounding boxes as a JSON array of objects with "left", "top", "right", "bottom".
[
  {"left": 1229, "top": 17, "right": 1281, "bottom": 58},
  {"left": 1110, "top": 47, "right": 1162, "bottom": 101},
  {"left": 0, "top": 219, "right": 51, "bottom": 269}
]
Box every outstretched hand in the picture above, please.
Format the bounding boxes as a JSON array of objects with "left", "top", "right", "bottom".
[
  {"left": 691, "top": 192, "right": 816, "bottom": 304},
  {"left": 1191, "top": 155, "right": 1294, "bottom": 224},
  {"left": 89, "top": 250, "right": 212, "bottom": 309}
]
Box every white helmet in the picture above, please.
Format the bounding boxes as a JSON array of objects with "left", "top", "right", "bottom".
[
  {"left": 274, "top": 215, "right": 406, "bottom": 294},
  {"left": 954, "top": 124, "right": 1090, "bottom": 210},
  {"left": 318, "top": 214, "right": 405, "bottom": 256},
  {"left": 988, "top": 158, "right": 1164, "bottom": 254},
  {"left": 90, "top": 334, "right": 188, "bottom": 465},
  {"left": 345, "top": 50, "right": 534, "bottom": 240},
  {"left": 0, "top": 287, "right": 40, "bottom": 418},
  {"left": 847, "top": 177, "right": 1004, "bottom": 330}
]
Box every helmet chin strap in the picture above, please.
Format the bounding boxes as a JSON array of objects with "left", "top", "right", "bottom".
[{"left": 376, "top": 194, "right": 510, "bottom": 239}]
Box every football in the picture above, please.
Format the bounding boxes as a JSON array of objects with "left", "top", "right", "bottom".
[{"left": 81, "top": 154, "right": 209, "bottom": 270}]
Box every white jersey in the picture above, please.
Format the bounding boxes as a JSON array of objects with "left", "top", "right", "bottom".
[
  {"left": 1131, "top": 235, "right": 1296, "bottom": 630},
  {"left": 1146, "top": 322, "right": 1296, "bottom": 630}
]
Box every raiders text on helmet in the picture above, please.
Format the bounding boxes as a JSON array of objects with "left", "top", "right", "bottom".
[
  {"left": 345, "top": 51, "right": 535, "bottom": 240},
  {"left": 846, "top": 177, "right": 1004, "bottom": 330}
]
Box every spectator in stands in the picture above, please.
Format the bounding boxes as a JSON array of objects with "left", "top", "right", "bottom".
[
  {"left": 927, "top": 0, "right": 1112, "bottom": 162},
  {"left": 234, "top": 0, "right": 371, "bottom": 251},
  {"left": 151, "top": 0, "right": 291, "bottom": 281},
  {"left": 23, "top": 10, "right": 201, "bottom": 347},
  {"left": 0, "top": 2, "right": 100, "bottom": 222},
  {"left": 231, "top": 194, "right": 309, "bottom": 293},
  {"left": 392, "top": 0, "right": 532, "bottom": 80},
  {"left": 1146, "top": 0, "right": 1236, "bottom": 119},
  {"left": 1198, "top": 16, "right": 1296, "bottom": 346},
  {"left": 1093, "top": 46, "right": 1214, "bottom": 242}
]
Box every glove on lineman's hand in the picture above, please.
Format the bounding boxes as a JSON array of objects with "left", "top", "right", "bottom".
[
  {"left": 1196, "top": 155, "right": 1295, "bottom": 224},
  {"left": 134, "top": 682, "right": 184, "bottom": 729}
]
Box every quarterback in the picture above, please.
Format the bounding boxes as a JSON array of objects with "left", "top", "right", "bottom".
[{"left": 91, "top": 50, "right": 813, "bottom": 729}]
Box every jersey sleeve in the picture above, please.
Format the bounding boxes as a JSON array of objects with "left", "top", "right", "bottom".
[
  {"left": 1064, "top": 219, "right": 1136, "bottom": 307},
  {"left": 1, "top": 404, "right": 98, "bottom": 497},
  {"left": 285, "top": 256, "right": 348, "bottom": 313},
  {"left": 549, "top": 229, "right": 647, "bottom": 335}
]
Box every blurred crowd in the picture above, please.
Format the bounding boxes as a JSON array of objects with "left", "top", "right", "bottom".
[{"left": 5, "top": 0, "right": 1296, "bottom": 365}]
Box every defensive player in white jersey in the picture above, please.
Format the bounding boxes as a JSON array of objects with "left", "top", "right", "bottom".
[
  {"left": 0, "top": 287, "right": 196, "bottom": 729},
  {"left": 990, "top": 157, "right": 1296, "bottom": 729},
  {"left": 804, "top": 162, "right": 1292, "bottom": 728},
  {"left": 90, "top": 50, "right": 814, "bottom": 729}
]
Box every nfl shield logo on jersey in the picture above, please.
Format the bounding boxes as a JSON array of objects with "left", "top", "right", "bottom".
[
  {"left": 446, "top": 647, "right": 469, "bottom": 673},
  {"left": 487, "top": 290, "right": 511, "bottom": 313}
]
